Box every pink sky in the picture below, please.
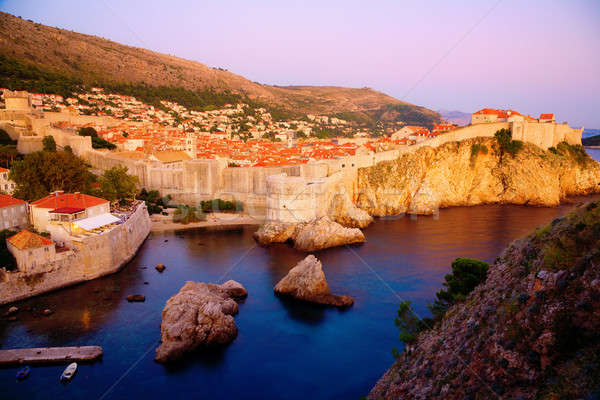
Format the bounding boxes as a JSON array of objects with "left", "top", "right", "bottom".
[{"left": 1, "top": 0, "right": 599, "bottom": 127}]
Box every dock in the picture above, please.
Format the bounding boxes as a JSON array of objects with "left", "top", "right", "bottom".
[{"left": 0, "top": 346, "right": 103, "bottom": 366}]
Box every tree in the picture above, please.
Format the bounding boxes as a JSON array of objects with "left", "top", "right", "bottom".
[
  {"left": 64, "top": 145, "right": 73, "bottom": 153},
  {"left": 429, "top": 258, "right": 489, "bottom": 319},
  {"left": 495, "top": 128, "right": 523, "bottom": 157},
  {"left": 9, "top": 150, "right": 93, "bottom": 201},
  {"left": 42, "top": 135, "right": 57, "bottom": 152},
  {"left": 97, "top": 166, "right": 139, "bottom": 202},
  {"left": 0, "top": 229, "right": 18, "bottom": 271}
]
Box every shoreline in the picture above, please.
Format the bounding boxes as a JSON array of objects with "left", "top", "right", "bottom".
[
  {"left": 584, "top": 145, "right": 600, "bottom": 149},
  {"left": 150, "top": 213, "right": 262, "bottom": 233}
]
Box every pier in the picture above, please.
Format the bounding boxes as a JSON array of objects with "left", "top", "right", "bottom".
[{"left": 0, "top": 346, "right": 103, "bottom": 366}]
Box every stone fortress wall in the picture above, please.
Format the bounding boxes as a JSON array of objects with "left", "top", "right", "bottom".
[
  {"left": 0, "top": 201, "right": 152, "bottom": 305},
  {"left": 6, "top": 109, "right": 584, "bottom": 220}
]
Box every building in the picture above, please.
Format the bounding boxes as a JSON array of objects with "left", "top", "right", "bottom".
[
  {"left": 0, "top": 194, "right": 28, "bottom": 230},
  {"left": 0, "top": 167, "right": 16, "bottom": 194},
  {"left": 471, "top": 108, "right": 526, "bottom": 124},
  {"left": 391, "top": 126, "right": 430, "bottom": 140},
  {"left": 3, "top": 90, "right": 31, "bottom": 111},
  {"left": 6, "top": 230, "right": 55, "bottom": 273},
  {"left": 539, "top": 113, "right": 555, "bottom": 123},
  {"left": 29, "top": 191, "right": 110, "bottom": 233}
]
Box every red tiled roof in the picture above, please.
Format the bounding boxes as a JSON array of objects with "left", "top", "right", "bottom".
[
  {"left": 31, "top": 192, "right": 108, "bottom": 209},
  {"left": 0, "top": 194, "right": 26, "bottom": 208},
  {"left": 7, "top": 230, "right": 53, "bottom": 250},
  {"left": 0, "top": 167, "right": 8, "bottom": 172},
  {"left": 540, "top": 113, "right": 555, "bottom": 119}
]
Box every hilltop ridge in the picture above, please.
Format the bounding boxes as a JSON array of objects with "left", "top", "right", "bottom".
[{"left": 0, "top": 12, "right": 440, "bottom": 126}]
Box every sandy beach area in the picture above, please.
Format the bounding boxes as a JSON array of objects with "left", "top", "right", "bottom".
[{"left": 150, "top": 212, "right": 262, "bottom": 232}]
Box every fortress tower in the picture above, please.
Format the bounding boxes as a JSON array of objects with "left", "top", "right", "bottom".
[
  {"left": 3, "top": 90, "right": 32, "bottom": 111},
  {"left": 184, "top": 131, "right": 197, "bottom": 159}
]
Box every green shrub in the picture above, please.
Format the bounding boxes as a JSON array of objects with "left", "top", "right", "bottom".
[
  {"left": 173, "top": 205, "right": 207, "bottom": 224},
  {"left": 429, "top": 257, "right": 490, "bottom": 320},
  {"left": 470, "top": 143, "right": 488, "bottom": 164},
  {"left": 556, "top": 141, "right": 591, "bottom": 167},
  {"left": 200, "top": 198, "right": 243, "bottom": 213},
  {"left": 494, "top": 128, "right": 523, "bottom": 156}
]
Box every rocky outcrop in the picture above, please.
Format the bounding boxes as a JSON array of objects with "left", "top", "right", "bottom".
[
  {"left": 274, "top": 255, "right": 353, "bottom": 307},
  {"left": 254, "top": 216, "right": 365, "bottom": 251},
  {"left": 369, "top": 199, "right": 600, "bottom": 399},
  {"left": 327, "top": 190, "right": 373, "bottom": 228},
  {"left": 356, "top": 138, "right": 600, "bottom": 216},
  {"left": 155, "top": 280, "right": 247, "bottom": 363}
]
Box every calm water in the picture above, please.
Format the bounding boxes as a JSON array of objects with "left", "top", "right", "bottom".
[{"left": 0, "top": 148, "right": 598, "bottom": 400}]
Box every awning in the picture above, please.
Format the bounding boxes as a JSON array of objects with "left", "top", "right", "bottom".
[
  {"left": 73, "top": 213, "right": 121, "bottom": 231},
  {"left": 50, "top": 207, "right": 85, "bottom": 214}
]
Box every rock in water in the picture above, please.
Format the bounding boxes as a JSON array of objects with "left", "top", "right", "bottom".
[
  {"left": 126, "top": 294, "right": 146, "bottom": 302},
  {"left": 155, "top": 280, "right": 247, "bottom": 363},
  {"left": 293, "top": 217, "right": 365, "bottom": 252},
  {"left": 218, "top": 280, "right": 248, "bottom": 298},
  {"left": 155, "top": 264, "right": 166, "bottom": 272},
  {"left": 274, "top": 255, "right": 353, "bottom": 308},
  {"left": 254, "top": 216, "right": 365, "bottom": 252}
]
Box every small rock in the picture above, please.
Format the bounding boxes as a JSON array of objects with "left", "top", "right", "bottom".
[
  {"left": 144, "top": 281, "right": 149, "bottom": 285},
  {"left": 274, "top": 255, "right": 354, "bottom": 308},
  {"left": 42, "top": 309, "right": 53, "bottom": 316},
  {"left": 6, "top": 306, "right": 18, "bottom": 316},
  {"left": 218, "top": 280, "right": 248, "bottom": 298},
  {"left": 155, "top": 264, "right": 166, "bottom": 273},
  {"left": 126, "top": 294, "right": 146, "bottom": 302}
]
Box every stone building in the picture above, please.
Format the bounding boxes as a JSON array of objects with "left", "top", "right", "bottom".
[
  {"left": 0, "top": 194, "right": 28, "bottom": 230},
  {"left": 29, "top": 191, "right": 110, "bottom": 233},
  {"left": 6, "top": 230, "right": 55, "bottom": 273},
  {"left": 0, "top": 167, "right": 16, "bottom": 194}
]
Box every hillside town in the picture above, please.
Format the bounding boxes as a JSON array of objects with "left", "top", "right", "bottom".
[{"left": 1, "top": 88, "right": 461, "bottom": 167}]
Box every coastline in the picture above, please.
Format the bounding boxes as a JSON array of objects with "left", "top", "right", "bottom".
[
  {"left": 150, "top": 213, "right": 262, "bottom": 232},
  {"left": 584, "top": 145, "right": 600, "bottom": 149}
]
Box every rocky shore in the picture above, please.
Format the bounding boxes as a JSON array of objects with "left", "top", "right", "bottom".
[
  {"left": 254, "top": 216, "right": 365, "bottom": 251},
  {"left": 369, "top": 199, "right": 600, "bottom": 399},
  {"left": 155, "top": 280, "right": 247, "bottom": 363},
  {"left": 356, "top": 137, "right": 600, "bottom": 216},
  {"left": 274, "top": 255, "right": 353, "bottom": 308}
]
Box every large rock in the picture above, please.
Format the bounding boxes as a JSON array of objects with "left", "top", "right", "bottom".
[
  {"left": 274, "top": 255, "right": 353, "bottom": 308},
  {"left": 254, "top": 216, "right": 365, "bottom": 252},
  {"left": 155, "top": 280, "right": 247, "bottom": 363}
]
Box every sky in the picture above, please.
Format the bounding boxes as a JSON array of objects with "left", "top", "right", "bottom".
[{"left": 1, "top": 0, "right": 599, "bottom": 127}]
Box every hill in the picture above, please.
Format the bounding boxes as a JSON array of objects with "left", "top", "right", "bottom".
[
  {"left": 583, "top": 134, "right": 600, "bottom": 146},
  {"left": 437, "top": 109, "right": 471, "bottom": 126},
  {"left": 369, "top": 199, "right": 600, "bottom": 399},
  {"left": 0, "top": 12, "right": 440, "bottom": 128}
]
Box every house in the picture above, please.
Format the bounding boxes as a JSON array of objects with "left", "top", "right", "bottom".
[
  {"left": 0, "top": 194, "right": 28, "bottom": 230},
  {"left": 0, "top": 167, "right": 16, "bottom": 194},
  {"left": 29, "top": 191, "right": 110, "bottom": 233},
  {"left": 6, "top": 230, "right": 55, "bottom": 273},
  {"left": 472, "top": 108, "right": 523, "bottom": 124},
  {"left": 391, "top": 126, "right": 430, "bottom": 140}
]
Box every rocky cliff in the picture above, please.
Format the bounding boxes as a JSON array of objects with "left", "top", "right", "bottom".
[
  {"left": 369, "top": 199, "right": 600, "bottom": 399},
  {"left": 356, "top": 137, "right": 600, "bottom": 216}
]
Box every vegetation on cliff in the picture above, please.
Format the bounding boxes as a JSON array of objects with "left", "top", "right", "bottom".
[{"left": 369, "top": 199, "right": 600, "bottom": 399}]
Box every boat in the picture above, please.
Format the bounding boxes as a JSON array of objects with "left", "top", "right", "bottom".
[
  {"left": 16, "top": 366, "right": 31, "bottom": 380},
  {"left": 60, "top": 362, "right": 77, "bottom": 382}
]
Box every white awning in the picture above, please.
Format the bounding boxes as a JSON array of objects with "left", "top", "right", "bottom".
[{"left": 73, "top": 213, "right": 121, "bottom": 231}]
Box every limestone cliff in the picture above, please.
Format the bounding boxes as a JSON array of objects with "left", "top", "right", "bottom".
[
  {"left": 369, "top": 199, "right": 600, "bottom": 399},
  {"left": 355, "top": 138, "right": 600, "bottom": 216}
]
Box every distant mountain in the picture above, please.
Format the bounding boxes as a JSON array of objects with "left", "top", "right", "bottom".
[
  {"left": 582, "top": 134, "right": 600, "bottom": 146},
  {"left": 0, "top": 12, "right": 441, "bottom": 127},
  {"left": 437, "top": 109, "right": 471, "bottom": 126},
  {"left": 583, "top": 128, "right": 600, "bottom": 139}
]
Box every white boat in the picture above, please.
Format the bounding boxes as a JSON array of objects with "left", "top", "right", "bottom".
[{"left": 60, "top": 362, "right": 77, "bottom": 382}]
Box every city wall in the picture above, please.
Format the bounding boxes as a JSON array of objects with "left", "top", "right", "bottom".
[{"left": 0, "top": 202, "right": 152, "bottom": 305}]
